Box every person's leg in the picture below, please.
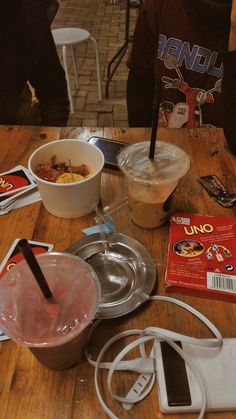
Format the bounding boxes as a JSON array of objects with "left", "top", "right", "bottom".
[
  {"left": 126, "top": 71, "right": 155, "bottom": 127},
  {"left": 0, "top": 83, "right": 26, "bottom": 124},
  {"left": 29, "top": 38, "right": 70, "bottom": 127}
]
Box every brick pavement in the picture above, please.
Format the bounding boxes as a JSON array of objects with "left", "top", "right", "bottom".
[{"left": 53, "top": 0, "right": 140, "bottom": 127}]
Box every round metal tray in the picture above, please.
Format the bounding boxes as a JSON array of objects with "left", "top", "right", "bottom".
[{"left": 65, "top": 233, "right": 156, "bottom": 319}]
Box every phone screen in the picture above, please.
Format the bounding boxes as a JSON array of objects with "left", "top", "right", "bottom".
[
  {"left": 88, "top": 137, "right": 127, "bottom": 169},
  {"left": 160, "top": 341, "right": 192, "bottom": 406}
]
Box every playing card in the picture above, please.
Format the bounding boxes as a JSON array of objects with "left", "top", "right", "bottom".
[
  {"left": 0, "top": 165, "right": 35, "bottom": 198},
  {"left": 0, "top": 183, "right": 37, "bottom": 209},
  {"left": 0, "top": 239, "right": 53, "bottom": 278},
  {"left": 0, "top": 329, "right": 9, "bottom": 341},
  {"left": 0, "top": 192, "right": 41, "bottom": 215},
  {"left": 0, "top": 165, "right": 37, "bottom": 212}
]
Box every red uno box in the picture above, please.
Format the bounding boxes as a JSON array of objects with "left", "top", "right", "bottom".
[{"left": 165, "top": 212, "right": 236, "bottom": 303}]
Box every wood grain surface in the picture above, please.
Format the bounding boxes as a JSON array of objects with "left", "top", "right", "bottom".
[{"left": 0, "top": 125, "right": 235, "bottom": 419}]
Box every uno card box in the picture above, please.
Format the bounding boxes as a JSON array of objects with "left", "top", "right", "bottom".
[{"left": 164, "top": 212, "right": 236, "bottom": 302}]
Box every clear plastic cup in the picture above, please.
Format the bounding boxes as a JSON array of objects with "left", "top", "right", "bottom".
[
  {"left": 117, "top": 141, "right": 190, "bottom": 229},
  {"left": 0, "top": 253, "right": 101, "bottom": 370}
]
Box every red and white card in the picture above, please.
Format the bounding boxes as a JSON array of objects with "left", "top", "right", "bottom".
[
  {"left": 0, "top": 238, "right": 54, "bottom": 340},
  {"left": 0, "top": 165, "right": 35, "bottom": 198},
  {"left": 0, "top": 166, "right": 41, "bottom": 214},
  {"left": 0, "top": 238, "right": 53, "bottom": 278}
]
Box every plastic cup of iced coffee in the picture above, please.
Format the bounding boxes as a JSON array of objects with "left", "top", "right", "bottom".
[
  {"left": 117, "top": 141, "right": 190, "bottom": 229},
  {"left": 0, "top": 252, "right": 101, "bottom": 370}
]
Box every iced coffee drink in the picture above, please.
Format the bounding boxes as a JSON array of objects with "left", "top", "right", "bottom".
[{"left": 117, "top": 141, "right": 190, "bottom": 229}]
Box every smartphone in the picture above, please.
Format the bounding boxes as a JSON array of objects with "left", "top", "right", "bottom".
[
  {"left": 155, "top": 338, "right": 236, "bottom": 413},
  {"left": 87, "top": 136, "right": 127, "bottom": 170}
]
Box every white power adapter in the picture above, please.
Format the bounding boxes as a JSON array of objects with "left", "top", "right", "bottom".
[
  {"left": 87, "top": 295, "right": 235, "bottom": 419},
  {"left": 155, "top": 338, "right": 236, "bottom": 413}
]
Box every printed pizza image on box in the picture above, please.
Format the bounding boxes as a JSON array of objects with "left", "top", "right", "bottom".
[{"left": 165, "top": 212, "right": 236, "bottom": 302}]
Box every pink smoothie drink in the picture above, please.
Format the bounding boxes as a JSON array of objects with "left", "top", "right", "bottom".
[{"left": 0, "top": 253, "right": 101, "bottom": 369}]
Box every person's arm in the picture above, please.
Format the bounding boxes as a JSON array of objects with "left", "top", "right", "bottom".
[
  {"left": 221, "top": 0, "right": 236, "bottom": 156},
  {"left": 127, "top": 0, "right": 159, "bottom": 79},
  {"left": 228, "top": 0, "right": 236, "bottom": 51},
  {"left": 126, "top": 0, "right": 160, "bottom": 126},
  {"left": 45, "top": 0, "right": 59, "bottom": 25}
]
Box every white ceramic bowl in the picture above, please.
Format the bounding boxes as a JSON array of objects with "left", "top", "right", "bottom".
[{"left": 28, "top": 139, "right": 104, "bottom": 218}]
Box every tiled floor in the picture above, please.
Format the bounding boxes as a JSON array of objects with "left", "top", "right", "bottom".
[{"left": 53, "top": 0, "right": 140, "bottom": 127}]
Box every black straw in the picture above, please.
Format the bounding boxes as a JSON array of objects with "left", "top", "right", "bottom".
[
  {"left": 149, "top": 79, "right": 161, "bottom": 160},
  {"left": 17, "top": 239, "right": 52, "bottom": 299}
]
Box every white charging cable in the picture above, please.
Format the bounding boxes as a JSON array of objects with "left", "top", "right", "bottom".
[{"left": 86, "top": 295, "right": 223, "bottom": 419}]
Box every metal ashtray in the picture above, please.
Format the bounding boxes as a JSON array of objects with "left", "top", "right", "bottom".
[{"left": 65, "top": 233, "right": 156, "bottom": 319}]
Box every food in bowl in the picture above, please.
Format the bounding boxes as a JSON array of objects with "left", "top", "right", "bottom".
[{"left": 36, "top": 155, "right": 90, "bottom": 183}]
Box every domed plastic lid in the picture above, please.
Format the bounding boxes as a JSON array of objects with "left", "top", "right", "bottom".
[
  {"left": 0, "top": 253, "right": 101, "bottom": 347},
  {"left": 117, "top": 141, "right": 190, "bottom": 184}
]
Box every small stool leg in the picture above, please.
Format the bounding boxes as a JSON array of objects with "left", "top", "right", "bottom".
[
  {"left": 90, "top": 37, "right": 102, "bottom": 102},
  {"left": 71, "top": 44, "right": 79, "bottom": 89},
  {"left": 62, "top": 45, "right": 74, "bottom": 113}
]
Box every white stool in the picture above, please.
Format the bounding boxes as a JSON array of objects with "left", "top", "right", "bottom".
[{"left": 52, "top": 27, "right": 102, "bottom": 113}]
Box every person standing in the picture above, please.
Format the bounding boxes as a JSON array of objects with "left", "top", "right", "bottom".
[
  {"left": 0, "top": 0, "right": 69, "bottom": 127},
  {"left": 222, "top": 0, "right": 236, "bottom": 155},
  {"left": 127, "top": 0, "right": 236, "bottom": 155}
]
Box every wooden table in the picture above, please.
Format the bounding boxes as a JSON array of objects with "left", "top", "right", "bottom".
[{"left": 0, "top": 125, "right": 235, "bottom": 419}]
